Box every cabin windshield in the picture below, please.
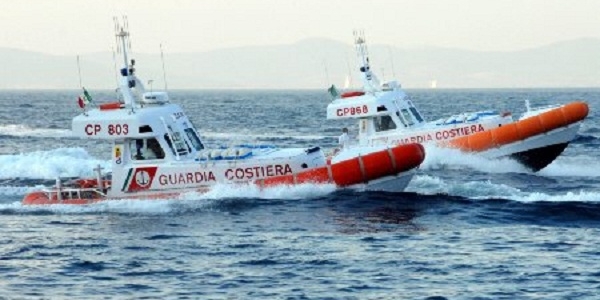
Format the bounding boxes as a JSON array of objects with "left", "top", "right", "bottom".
[
  {"left": 409, "top": 107, "right": 423, "bottom": 122},
  {"left": 395, "top": 112, "right": 407, "bottom": 127},
  {"left": 130, "top": 137, "right": 165, "bottom": 160},
  {"left": 401, "top": 109, "right": 415, "bottom": 126},
  {"left": 165, "top": 125, "right": 190, "bottom": 156},
  {"left": 184, "top": 128, "right": 204, "bottom": 151},
  {"left": 407, "top": 100, "right": 424, "bottom": 123},
  {"left": 164, "top": 132, "right": 189, "bottom": 156},
  {"left": 375, "top": 115, "right": 397, "bottom": 132}
]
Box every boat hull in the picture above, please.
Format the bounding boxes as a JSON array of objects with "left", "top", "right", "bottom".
[
  {"left": 21, "top": 189, "right": 197, "bottom": 205},
  {"left": 22, "top": 143, "right": 426, "bottom": 205},
  {"left": 509, "top": 142, "right": 568, "bottom": 172},
  {"left": 444, "top": 102, "right": 587, "bottom": 152},
  {"left": 480, "top": 122, "right": 580, "bottom": 171},
  {"left": 362, "top": 101, "right": 587, "bottom": 172}
]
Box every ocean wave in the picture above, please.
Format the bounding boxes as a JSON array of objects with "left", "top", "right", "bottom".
[
  {"left": 0, "top": 124, "right": 72, "bottom": 138},
  {"left": 0, "top": 147, "right": 110, "bottom": 180},
  {"left": 201, "top": 131, "right": 330, "bottom": 141},
  {"left": 408, "top": 174, "right": 600, "bottom": 202},
  {"left": 0, "top": 182, "right": 337, "bottom": 215},
  {"left": 420, "top": 145, "right": 528, "bottom": 173}
]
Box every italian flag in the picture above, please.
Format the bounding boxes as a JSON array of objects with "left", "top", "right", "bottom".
[{"left": 77, "top": 88, "right": 93, "bottom": 108}]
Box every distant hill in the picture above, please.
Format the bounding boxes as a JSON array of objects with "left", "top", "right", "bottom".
[{"left": 1, "top": 37, "right": 599, "bottom": 89}]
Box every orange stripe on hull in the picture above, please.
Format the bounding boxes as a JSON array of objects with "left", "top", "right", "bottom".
[
  {"left": 258, "top": 143, "right": 425, "bottom": 188},
  {"left": 444, "top": 101, "right": 588, "bottom": 152}
]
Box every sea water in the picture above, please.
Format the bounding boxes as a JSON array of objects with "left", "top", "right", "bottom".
[{"left": 0, "top": 89, "right": 599, "bottom": 299}]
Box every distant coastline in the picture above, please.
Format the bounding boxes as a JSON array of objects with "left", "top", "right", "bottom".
[{"left": 1, "top": 37, "right": 599, "bottom": 89}]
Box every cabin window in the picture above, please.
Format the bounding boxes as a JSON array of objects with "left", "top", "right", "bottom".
[
  {"left": 395, "top": 112, "right": 407, "bottom": 127},
  {"left": 409, "top": 107, "right": 424, "bottom": 122},
  {"left": 164, "top": 134, "right": 175, "bottom": 155},
  {"left": 375, "top": 115, "right": 397, "bottom": 132},
  {"left": 401, "top": 109, "right": 415, "bottom": 126},
  {"left": 139, "top": 125, "right": 153, "bottom": 133},
  {"left": 130, "top": 138, "right": 165, "bottom": 160},
  {"left": 184, "top": 128, "right": 204, "bottom": 151}
]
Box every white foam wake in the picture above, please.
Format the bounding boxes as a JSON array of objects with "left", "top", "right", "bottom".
[
  {"left": 201, "top": 131, "right": 329, "bottom": 141},
  {"left": 538, "top": 156, "right": 600, "bottom": 177},
  {"left": 421, "top": 144, "right": 600, "bottom": 178},
  {"left": 0, "top": 147, "right": 110, "bottom": 179},
  {"left": 0, "top": 186, "right": 41, "bottom": 196},
  {"left": 407, "top": 175, "right": 600, "bottom": 202},
  {"left": 0, "top": 182, "right": 338, "bottom": 215},
  {"left": 180, "top": 182, "right": 337, "bottom": 200},
  {"left": 421, "top": 145, "right": 529, "bottom": 173}
]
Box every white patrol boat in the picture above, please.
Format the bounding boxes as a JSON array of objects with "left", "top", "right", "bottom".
[
  {"left": 23, "top": 22, "right": 426, "bottom": 205},
  {"left": 326, "top": 32, "right": 588, "bottom": 172}
]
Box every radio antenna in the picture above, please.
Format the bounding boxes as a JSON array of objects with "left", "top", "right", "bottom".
[
  {"left": 388, "top": 46, "right": 397, "bottom": 79},
  {"left": 113, "top": 16, "right": 132, "bottom": 54},
  {"left": 124, "top": 16, "right": 132, "bottom": 50},
  {"left": 113, "top": 16, "right": 121, "bottom": 53},
  {"left": 322, "top": 59, "right": 331, "bottom": 86},
  {"left": 76, "top": 55, "right": 83, "bottom": 89},
  {"left": 111, "top": 46, "right": 120, "bottom": 95},
  {"left": 160, "top": 43, "right": 168, "bottom": 91},
  {"left": 345, "top": 53, "right": 354, "bottom": 89}
]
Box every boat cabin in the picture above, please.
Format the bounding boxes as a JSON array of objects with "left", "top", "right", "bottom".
[
  {"left": 327, "top": 80, "right": 426, "bottom": 138},
  {"left": 72, "top": 98, "right": 205, "bottom": 165}
]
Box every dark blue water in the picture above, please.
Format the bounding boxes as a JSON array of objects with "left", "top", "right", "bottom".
[{"left": 0, "top": 89, "right": 599, "bottom": 299}]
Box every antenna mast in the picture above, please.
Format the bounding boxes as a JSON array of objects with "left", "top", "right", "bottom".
[
  {"left": 114, "top": 16, "right": 132, "bottom": 68},
  {"left": 352, "top": 30, "right": 381, "bottom": 93},
  {"left": 353, "top": 30, "right": 369, "bottom": 69},
  {"left": 160, "top": 43, "right": 168, "bottom": 91},
  {"left": 113, "top": 16, "right": 139, "bottom": 109}
]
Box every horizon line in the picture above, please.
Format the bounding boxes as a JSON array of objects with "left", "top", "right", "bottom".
[{"left": 2, "top": 36, "right": 599, "bottom": 56}]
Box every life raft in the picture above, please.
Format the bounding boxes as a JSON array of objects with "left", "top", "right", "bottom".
[
  {"left": 21, "top": 189, "right": 186, "bottom": 205},
  {"left": 22, "top": 190, "right": 103, "bottom": 205},
  {"left": 76, "top": 178, "right": 111, "bottom": 189},
  {"left": 341, "top": 91, "right": 366, "bottom": 98},
  {"left": 444, "top": 101, "right": 589, "bottom": 152},
  {"left": 99, "top": 102, "right": 122, "bottom": 110}
]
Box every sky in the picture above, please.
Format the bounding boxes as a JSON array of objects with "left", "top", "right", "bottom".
[{"left": 0, "top": 0, "right": 599, "bottom": 55}]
